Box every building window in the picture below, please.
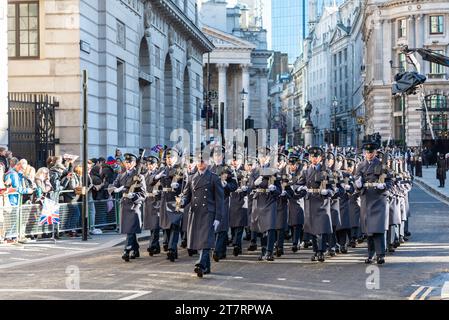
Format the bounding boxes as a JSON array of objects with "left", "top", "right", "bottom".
[
  {"left": 430, "top": 16, "right": 444, "bottom": 34},
  {"left": 117, "top": 20, "right": 126, "bottom": 49},
  {"left": 394, "top": 116, "right": 404, "bottom": 142},
  {"left": 430, "top": 50, "right": 445, "bottom": 74},
  {"left": 117, "top": 60, "right": 126, "bottom": 147},
  {"left": 398, "top": 19, "right": 407, "bottom": 38},
  {"left": 343, "top": 48, "right": 347, "bottom": 62},
  {"left": 399, "top": 53, "right": 407, "bottom": 72},
  {"left": 394, "top": 95, "right": 405, "bottom": 112},
  {"left": 8, "top": 2, "right": 39, "bottom": 58},
  {"left": 426, "top": 94, "right": 447, "bottom": 109},
  {"left": 196, "top": 73, "right": 201, "bottom": 90},
  {"left": 176, "top": 60, "right": 181, "bottom": 80}
]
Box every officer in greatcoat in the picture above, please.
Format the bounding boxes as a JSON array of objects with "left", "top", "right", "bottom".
[
  {"left": 153, "top": 148, "right": 184, "bottom": 262},
  {"left": 274, "top": 153, "right": 289, "bottom": 257},
  {"left": 249, "top": 147, "right": 281, "bottom": 261},
  {"left": 354, "top": 142, "right": 392, "bottom": 264},
  {"left": 296, "top": 147, "right": 334, "bottom": 262},
  {"left": 345, "top": 158, "right": 361, "bottom": 248},
  {"left": 180, "top": 151, "right": 224, "bottom": 278},
  {"left": 229, "top": 153, "right": 249, "bottom": 257},
  {"left": 335, "top": 154, "right": 353, "bottom": 254},
  {"left": 142, "top": 155, "right": 162, "bottom": 256},
  {"left": 286, "top": 153, "right": 305, "bottom": 253},
  {"left": 414, "top": 154, "right": 423, "bottom": 177},
  {"left": 112, "top": 153, "right": 146, "bottom": 262},
  {"left": 209, "top": 146, "right": 238, "bottom": 262}
]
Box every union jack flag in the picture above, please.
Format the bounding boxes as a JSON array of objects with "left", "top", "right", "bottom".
[
  {"left": 151, "top": 144, "right": 164, "bottom": 153},
  {"left": 38, "top": 198, "right": 60, "bottom": 226}
]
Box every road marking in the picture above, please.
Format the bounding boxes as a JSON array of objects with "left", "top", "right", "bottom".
[
  {"left": 277, "top": 278, "right": 286, "bottom": 281},
  {"left": 419, "top": 287, "right": 434, "bottom": 300},
  {"left": 233, "top": 276, "right": 243, "bottom": 279},
  {"left": 408, "top": 286, "right": 426, "bottom": 300},
  {"left": 322, "top": 280, "right": 331, "bottom": 283},
  {"left": 409, "top": 202, "right": 441, "bottom": 204},
  {"left": 0, "top": 289, "right": 151, "bottom": 300}
]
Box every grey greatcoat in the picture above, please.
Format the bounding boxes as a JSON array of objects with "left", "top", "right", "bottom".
[
  {"left": 249, "top": 167, "right": 281, "bottom": 233},
  {"left": 156, "top": 165, "right": 184, "bottom": 229},
  {"left": 297, "top": 164, "right": 333, "bottom": 236},
  {"left": 275, "top": 168, "right": 289, "bottom": 231},
  {"left": 387, "top": 183, "right": 401, "bottom": 226},
  {"left": 113, "top": 168, "right": 147, "bottom": 234},
  {"left": 329, "top": 171, "right": 342, "bottom": 229},
  {"left": 143, "top": 170, "right": 160, "bottom": 231},
  {"left": 337, "top": 172, "right": 353, "bottom": 231},
  {"left": 287, "top": 168, "right": 305, "bottom": 227},
  {"left": 355, "top": 157, "right": 392, "bottom": 235},
  {"left": 209, "top": 164, "right": 238, "bottom": 233},
  {"left": 181, "top": 169, "right": 224, "bottom": 250},
  {"left": 229, "top": 168, "right": 248, "bottom": 228},
  {"left": 348, "top": 191, "right": 361, "bottom": 229}
]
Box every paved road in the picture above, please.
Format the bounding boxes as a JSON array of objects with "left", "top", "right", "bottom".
[{"left": 0, "top": 185, "right": 448, "bottom": 300}]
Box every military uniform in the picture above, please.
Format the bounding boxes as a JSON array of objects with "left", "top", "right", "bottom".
[
  {"left": 155, "top": 149, "right": 184, "bottom": 262},
  {"left": 286, "top": 156, "right": 305, "bottom": 253},
  {"left": 275, "top": 161, "right": 289, "bottom": 257},
  {"left": 229, "top": 164, "right": 249, "bottom": 256},
  {"left": 355, "top": 143, "right": 392, "bottom": 264},
  {"left": 181, "top": 166, "right": 224, "bottom": 277},
  {"left": 296, "top": 147, "right": 334, "bottom": 262},
  {"left": 112, "top": 153, "right": 146, "bottom": 262}
]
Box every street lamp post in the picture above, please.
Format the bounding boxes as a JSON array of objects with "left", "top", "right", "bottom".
[
  {"left": 240, "top": 88, "right": 248, "bottom": 156},
  {"left": 333, "top": 97, "right": 338, "bottom": 147}
]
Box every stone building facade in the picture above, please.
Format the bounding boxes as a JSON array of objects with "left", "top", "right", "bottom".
[
  {"left": 363, "top": 0, "right": 449, "bottom": 147},
  {"left": 7, "top": 0, "right": 213, "bottom": 157},
  {"left": 0, "top": 1, "right": 7, "bottom": 147}
]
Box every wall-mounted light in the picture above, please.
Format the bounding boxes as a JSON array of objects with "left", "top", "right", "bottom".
[{"left": 80, "top": 40, "right": 91, "bottom": 54}]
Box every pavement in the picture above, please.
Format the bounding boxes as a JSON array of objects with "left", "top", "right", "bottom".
[
  {"left": 414, "top": 166, "right": 449, "bottom": 202},
  {"left": 0, "top": 185, "right": 448, "bottom": 301}
]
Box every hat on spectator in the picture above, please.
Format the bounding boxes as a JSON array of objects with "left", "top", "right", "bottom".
[{"left": 106, "top": 156, "right": 116, "bottom": 165}]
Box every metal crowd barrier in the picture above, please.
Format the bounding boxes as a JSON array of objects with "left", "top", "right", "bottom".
[{"left": 0, "top": 190, "right": 121, "bottom": 241}]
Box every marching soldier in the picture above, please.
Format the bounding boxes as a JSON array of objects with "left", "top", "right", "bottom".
[
  {"left": 181, "top": 155, "right": 198, "bottom": 257},
  {"left": 229, "top": 153, "right": 249, "bottom": 257},
  {"left": 415, "top": 153, "right": 423, "bottom": 177},
  {"left": 112, "top": 153, "right": 146, "bottom": 262},
  {"left": 249, "top": 147, "right": 281, "bottom": 261},
  {"left": 180, "top": 151, "right": 224, "bottom": 278},
  {"left": 274, "top": 153, "right": 289, "bottom": 257},
  {"left": 143, "top": 154, "right": 162, "bottom": 256},
  {"left": 355, "top": 142, "right": 392, "bottom": 264},
  {"left": 209, "top": 146, "right": 238, "bottom": 262},
  {"left": 386, "top": 155, "right": 401, "bottom": 252},
  {"left": 335, "top": 154, "right": 353, "bottom": 254},
  {"left": 153, "top": 148, "right": 184, "bottom": 262},
  {"left": 286, "top": 153, "right": 305, "bottom": 253},
  {"left": 296, "top": 147, "right": 334, "bottom": 262},
  {"left": 436, "top": 153, "right": 446, "bottom": 188},
  {"left": 346, "top": 158, "right": 361, "bottom": 248}
]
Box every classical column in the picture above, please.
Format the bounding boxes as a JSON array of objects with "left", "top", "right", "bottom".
[
  {"left": 0, "top": 2, "right": 7, "bottom": 146},
  {"left": 241, "top": 64, "right": 251, "bottom": 125},
  {"left": 217, "top": 63, "right": 228, "bottom": 130}
]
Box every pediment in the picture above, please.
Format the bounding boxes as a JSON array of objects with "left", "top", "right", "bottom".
[{"left": 202, "top": 25, "right": 256, "bottom": 50}]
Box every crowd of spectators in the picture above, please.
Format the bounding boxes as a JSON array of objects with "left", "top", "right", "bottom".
[{"left": 0, "top": 147, "right": 127, "bottom": 243}]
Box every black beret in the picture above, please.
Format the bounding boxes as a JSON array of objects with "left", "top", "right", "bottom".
[
  {"left": 308, "top": 147, "right": 324, "bottom": 157},
  {"left": 144, "top": 155, "right": 159, "bottom": 164}
]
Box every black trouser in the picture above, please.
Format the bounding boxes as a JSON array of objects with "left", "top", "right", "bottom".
[
  {"left": 439, "top": 178, "right": 445, "bottom": 187},
  {"left": 312, "top": 233, "right": 328, "bottom": 254},
  {"left": 231, "top": 227, "right": 244, "bottom": 249},
  {"left": 125, "top": 233, "right": 139, "bottom": 252},
  {"left": 275, "top": 229, "right": 285, "bottom": 251},
  {"left": 367, "top": 233, "right": 386, "bottom": 258},
  {"left": 261, "top": 229, "right": 276, "bottom": 255},
  {"left": 291, "top": 225, "right": 303, "bottom": 246},
  {"left": 336, "top": 229, "right": 350, "bottom": 248},
  {"left": 350, "top": 227, "right": 360, "bottom": 240},
  {"left": 149, "top": 228, "right": 160, "bottom": 250},
  {"left": 165, "top": 224, "right": 180, "bottom": 253},
  {"left": 387, "top": 225, "right": 398, "bottom": 245}
]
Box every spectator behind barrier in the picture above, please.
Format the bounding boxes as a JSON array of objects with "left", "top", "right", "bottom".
[
  {"left": 0, "top": 147, "right": 9, "bottom": 171},
  {"left": 4, "top": 159, "right": 34, "bottom": 206},
  {"left": 34, "top": 167, "right": 52, "bottom": 203}
]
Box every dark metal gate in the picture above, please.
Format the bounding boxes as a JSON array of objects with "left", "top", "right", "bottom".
[{"left": 8, "top": 93, "right": 58, "bottom": 168}]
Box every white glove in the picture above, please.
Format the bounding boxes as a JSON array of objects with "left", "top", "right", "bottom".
[
  {"left": 297, "top": 186, "right": 308, "bottom": 193},
  {"left": 126, "top": 192, "right": 135, "bottom": 199},
  {"left": 254, "top": 176, "right": 263, "bottom": 186},
  {"left": 320, "top": 189, "right": 329, "bottom": 196},
  {"left": 155, "top": 171, "right": 166, "bottom": 180},
  {"left": 114, "top": 186, "right": 125, "bottom": 193},
  {"left": 213, "top": 220, "right": 220, "bottom": 231},
  {"left": 268, "top": 184, "right": 277, "bottom": 192},
  {"left": 281, "top": 190, "right": 287, "bottom": 196},
  {"left": 355, "top": 177, "right": 363, "bottom": 189},
  {"left": 344, "top": 184, "right": 351, "bottom": 191},
  {"left": 241, "top": 186, "right": 248, "bottom": 192},
  {"left": 376, "top": 183, "right": 386, "bottom": 190},
  {"left": 222, "top": 180, "right": 227, "bottom": 187},
  {"left": 171, "top": 182, "right": 179, "bottom": 189}
]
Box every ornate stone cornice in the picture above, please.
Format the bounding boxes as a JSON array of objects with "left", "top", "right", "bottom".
[{"left": 148, "top": 0, "right": 214, "bottom": 53}]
